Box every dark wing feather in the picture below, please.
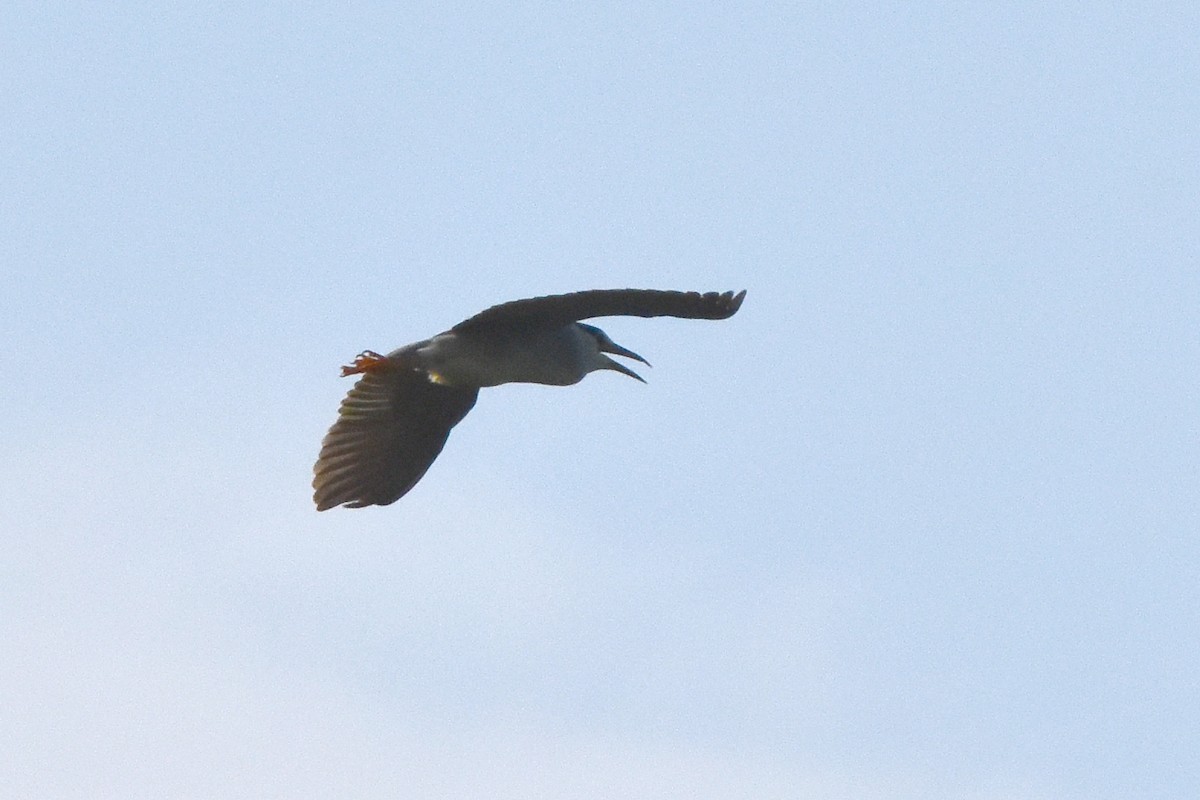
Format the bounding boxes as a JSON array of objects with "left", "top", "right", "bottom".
[
  {"left": 313, "top": 369, "right": 478, "bottom": 510},
  {"left": 451, "top": 289, "right": 746, "bottom": 335}
]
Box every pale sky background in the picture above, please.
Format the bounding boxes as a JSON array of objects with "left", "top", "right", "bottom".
[{"left": 3, "top": 3, "right": 1197, "bottom": 799}]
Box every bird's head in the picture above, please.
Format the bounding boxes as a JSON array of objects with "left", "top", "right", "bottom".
[{"left": 578, "top": 323, "right": 650, "bottom": 383}]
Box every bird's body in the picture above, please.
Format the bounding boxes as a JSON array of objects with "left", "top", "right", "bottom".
[
  {"left": 313, "top": 288, "right": 745, "bottom": 510},
  {"left": 402, "top": 324, "right": 603, "bottom": 387}
]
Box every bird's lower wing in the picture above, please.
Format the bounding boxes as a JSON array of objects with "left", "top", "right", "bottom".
[
  {"left": 313, "top": 369, "right": 478, "bottom": 510},
  {"left": 451, "top": 289, "right": 746, "bottom": 334}
]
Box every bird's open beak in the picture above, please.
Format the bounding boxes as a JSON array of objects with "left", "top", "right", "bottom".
[{"left": 599, "top": 338, "right": 650, "bottom": 383}]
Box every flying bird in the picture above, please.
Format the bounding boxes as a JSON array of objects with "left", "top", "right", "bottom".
[{"left": 313, "top": 288, "right": 746, "bottom": 510}]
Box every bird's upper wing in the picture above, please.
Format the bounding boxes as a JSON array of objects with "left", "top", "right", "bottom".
[
  {"left": 313, "top": 368, "right": 478, "bottom": 510},
  {"left": 451, "top": 289, "right": 746, "bottom": 335}
]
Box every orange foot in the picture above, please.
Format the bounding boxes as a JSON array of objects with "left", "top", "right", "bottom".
[{"left": 340, "top": 350, "right": 391, "bottom": 377}]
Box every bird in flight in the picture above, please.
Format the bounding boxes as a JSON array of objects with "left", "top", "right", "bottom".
[{"left": 313, "top": 288, "right": 746, "bottom": 510}]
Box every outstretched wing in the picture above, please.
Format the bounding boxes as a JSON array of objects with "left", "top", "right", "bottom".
[
  {"left": 451, "top": 289, "right": 746, "bottom": 335},
  {"left": 313, "top": 368, "right": 478, "bottom": 510}
]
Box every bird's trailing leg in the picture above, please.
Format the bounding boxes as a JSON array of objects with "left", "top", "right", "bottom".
[{"left": 340, "top": 350, "right": 392, "bottom": 377}]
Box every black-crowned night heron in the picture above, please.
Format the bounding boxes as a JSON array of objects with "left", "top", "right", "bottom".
[{"left": 313, "top": 288, "right": 746, "bottom": 510}]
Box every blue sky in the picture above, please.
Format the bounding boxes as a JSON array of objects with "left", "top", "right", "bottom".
[{"left": 3, "top": 2, "right": 1197, "bottom": 798}]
